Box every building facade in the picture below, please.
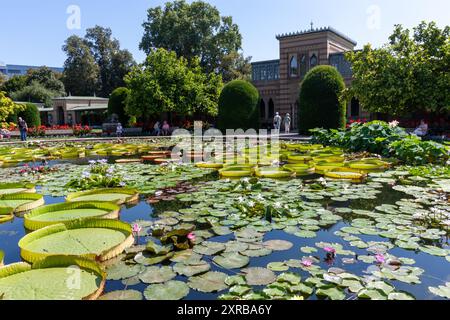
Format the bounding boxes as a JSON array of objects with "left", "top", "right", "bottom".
[
  {"left": 0, "top": 63, "right": 63, "bottom": 79},
  {"left": 49, "top": 96, "right": 109, "bottom": 126},
  {"left": 251, "top": 26, "right": 368, "bottom": 129}
]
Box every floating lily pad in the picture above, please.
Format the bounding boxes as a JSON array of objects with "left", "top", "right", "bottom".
[
  {"left": 139, "top": 266, "right": 176, "bottom": 284},
  {"left": 263, "top": 240, "right": 293, "bottom": 251},
  {"left": 242, "top": 268, "right": 276, "bottom": 286},
  {"left": 316, "top": 285, "right": 346, "bottom": 300},
  {"left": 98, "top": 290, "right": 143, "bottom": 300},
  {"left": 173, "top": 261, "right": 211, "bottom": 276},
  {"left": 213, "top": 253, "right": 249, "bottom": 269},
  {"left": 144, "top": 280, "right": 190, "bottom": 300},
  {"left": 188, "top": 271, "right": 228, "bottom": 293},
  {"left": 106, "top": 262, "right": 143, "bottom": 280},
  {"left": 193, "top": 241, "right": 226, "bottom": 256}
]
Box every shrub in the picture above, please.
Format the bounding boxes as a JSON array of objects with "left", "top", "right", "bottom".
[
  {"left": 217, "top": 80, "right": 260, "bottom": 131},
  {"left": 108, "top": 87, "right": 130, "bottom": 125},
  {"left": 298, "top": 65, "right": 346, "bottom": 133},
  {"left": 17, "top": 103, "right": 41, "bottom": 127},
  {"left": 389, "top": 136, "right": 449, "bottom": 165},
  {"left": 310, "top": 120, "right": 449, "bottom": 165}
]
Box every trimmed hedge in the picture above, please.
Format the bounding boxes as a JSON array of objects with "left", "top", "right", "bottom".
[
  {"left": 298, "top": 65, "right": 346, "bottom": 134},
  {"left": 217, "top": 80, "right": 260, "bottom": 131},
  {"left": 108, "top": 87, "right": 130, "bottom": 125},
  {"left": 17, "top": 103, "right": 41, "bottom": 127}
]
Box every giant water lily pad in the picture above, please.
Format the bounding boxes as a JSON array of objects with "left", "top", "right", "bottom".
[
  {"left": 188, "top": 271, "right": 228, "bottom": 293},
  {"left": 24, "top": 201, "right": 120, "bottom": 231},
  {"left": 0, "top": 250, "right": 4, "bottom": 266},
  {"left": 138, "top": 266, "right": 176, "bottom": 284},
  {"left": 0, "top": 207, "right": 14, "bottom": 224},
  {"left": 144, "top": 280, "right": 190, "bottom": 300},
  {"left": 19, "top": 219, "right": 134, "bottom": 263},
  {"left": 0, "top": 193, "right": 44, "bottom": 213},
  {"left": 213, "top": 253, "right": 249, "bottom": 269},
  {"left": 0, "top": 183, "right": 35, "bottom": 195},
  {"left": 66, "top": 188, "right": 139, "bottom": 204},
  {"left": 242, "top": 268, "right": 276, "bottom": 286},
  {"left": 0, "top": 256, "right": 105, "bottom": 300}
]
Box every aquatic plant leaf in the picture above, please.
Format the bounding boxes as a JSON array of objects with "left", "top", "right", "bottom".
[
  {"left": 213, "top": 253, "right": 249, "bottom": 269},
  {"left": 188, "top": 271, "right": 228, "bottom": 293},
  {"left": 144, "top": 280, "right": 190, "bottom": 300},
  {"left": 139, "top": 266, "right": 176, "bottom": 284},
  {"left": 242, "top": 267, "right": 276, "bottom": 286}
]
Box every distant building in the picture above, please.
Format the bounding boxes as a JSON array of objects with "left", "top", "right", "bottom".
[
  {"left": 40, "top": 96, "right": 109, "bottom": 127},
  {"left": 251, "top": 26, "right": 368, "bottom": 129},
  {"left": 0, "top": 63, "right": 63, "bottom": 78}
]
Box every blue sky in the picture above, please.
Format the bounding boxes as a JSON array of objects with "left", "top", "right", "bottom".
[{"left": 0, "top": 0, "right": 449, "bottom": 67}]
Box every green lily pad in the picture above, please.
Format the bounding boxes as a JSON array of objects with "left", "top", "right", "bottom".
[
  {"left": 98, "top": 290, "right": 143, "bottom": 300},
  {"left": 267, "top": 262, "right": 289, "bottom": 272},
  {"left": 242, "top": 267, "right": 276, "bottom": 286},
  {"left": 316, "top": 285, "right": 346, "bottom": 300},
  {"left": 193, "top": 241, "right": 226, "bottom": 256},
  {"left": 106, "top": 262, "right": 143, "bottom": 280},
  {"left": 213, "top": 253, "right": 249, "bottom": 269},
  {"left": 173, "top": 261, "right": 211, "bottom": 277},
  {"left": 263, "top": 240, "right": 293, "bottom": 251},
  {"left": 188, "top": 271, "right": 228, "bottom": 293},
  {"left": 138, "top": 266, "right": 176, "bottom": 284},
  {"left": 144, "top": 280, "right": 190, "bottom": 300}
]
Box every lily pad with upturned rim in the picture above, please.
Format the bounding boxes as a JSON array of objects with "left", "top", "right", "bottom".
[{"left": 66, "top": 188, "right": 139, "bottom": 204}]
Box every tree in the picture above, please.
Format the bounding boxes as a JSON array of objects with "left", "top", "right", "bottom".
[
  {"left": 217, "top": 80, "right": 260, "bottom": 131},
  {"left": 108, "top": 87, "right": 130, "bottom": 125},
  {"left": 220, "top": 52, "right": 252, "bottom": 82},
  {"left": 62, "top": 35, "right": 99, "bottom": 96},
  {"left": 140, "top": 0, "right": 249, "bottom": 81},
  {"left": 346, "top": 21, "right": 450, "bottom": 115},
  {"left": 0, "top": 91, "right": 23, "bottom": 122},
  {"left": 10, "top": 81, "right": 60, "bottom": 107},
  {"left": 26, "top": 67, "right": 65, "bottom": 95},
  {"left": 0, "top": 75, "right": 27, "bottom": 97},
  {"left": 16, "top": 102, "right": 41, "bottom": 127},
  {"left": 85, "top": 26, "right": 136, "bottom": 96},
  {"left": 298, "top": 65, "right": 346, "bottom": 133},
  {"left": 125, "top": 48, "right": 222, "bottom": 125}
]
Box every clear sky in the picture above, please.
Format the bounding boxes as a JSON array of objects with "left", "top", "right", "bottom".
[{"left": 0, "top": 0, "right": 449, "bottom": 67}]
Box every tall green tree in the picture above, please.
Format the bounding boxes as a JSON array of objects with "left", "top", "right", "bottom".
[
  {"left": 0, "top": 91, "right": 24, "bottom": 122},
  {"left": 0, "top": 75, "right": 28, "bottom": 97},
  {"left": 26, "top": 67, "right": 65, "bottom": 94},
  {"left": 62, "top": 35, "right": 99, "bottom": 96},
  {"left": 140, "top": 0, "right": 249, "bottom": 81},
  {"left": 125, "top": 48, "right": 222, "bottom": 125},
  {"left": 346, "top": 21, "right": 450, "bottom": 115},
  {"left": 10, "top": 81, "right": 58, "bottom": 107},
  {"left": 85, "top": 26, "right": 135, "bottom": 96}
]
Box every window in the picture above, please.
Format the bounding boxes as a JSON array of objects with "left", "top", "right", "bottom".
[
  {"left": 310, "top": 54, "right": 318, "bottom": 68},
  {"left": 299, "top": 54, "right": 307, "bottom": 77},
  {"left": 290, "top": 56, "right": 298, "bottom": 77}
]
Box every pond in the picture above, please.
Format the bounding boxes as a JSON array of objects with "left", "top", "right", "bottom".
[{"left": 0, "top": 142, "right": 449, "bottom": 300}]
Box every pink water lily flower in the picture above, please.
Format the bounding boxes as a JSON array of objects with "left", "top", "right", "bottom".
[
  {"left": 301, "top": 259, "right": 313, "bottom": 267},
  {"left": 375, "top": 254, "right": 385, "bottom": 264},
  {"left": 132, "top": 224, "right": 142, "bottom": 234},
  {"left": 324, "top": 247, "right": 336, "bottom": 254},
  {"left": 187, "top": 232, "right": 196, "bottom": 241}
]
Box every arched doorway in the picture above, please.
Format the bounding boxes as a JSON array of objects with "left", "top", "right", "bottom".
[
  {"left": 268, "top": 99, "right": 275, "bottom": 119},
  {"left": 57, "top": 107, "right": 65, "bottom": 125},
  {"left": 260, "top": 99, "right": 266, "bottom": 119}
]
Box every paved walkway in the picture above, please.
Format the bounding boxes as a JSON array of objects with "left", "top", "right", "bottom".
[{"left": 0, "top": 133, "right": 311, "bottom": 145}]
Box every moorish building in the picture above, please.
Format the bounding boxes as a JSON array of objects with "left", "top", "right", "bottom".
[{"left": 252, "top": 26, "right": 368, "bottom": 129}]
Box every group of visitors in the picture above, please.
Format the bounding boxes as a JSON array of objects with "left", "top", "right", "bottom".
[
  {"left": 273, "top": 112, "right": 292, "bottom": 133},
  {"left": 153, "top": 121, "right": 171, "bottom": 136}
]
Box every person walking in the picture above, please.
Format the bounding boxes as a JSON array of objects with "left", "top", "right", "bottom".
[
  {"left": 18, "top": 117, "right": 28, "bottom": 142},
  {"left": 284, "top": 113, "right": 291, "bottom": 134},
  {"left": 116, "top": 122, "right": 123, "bottom": 138},
  {"left": 273, "top": 112, "right": 282, "bottom": 132}
]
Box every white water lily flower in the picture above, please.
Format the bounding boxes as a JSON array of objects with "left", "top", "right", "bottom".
[
  {"left": 273, "top": 201, "right": 282, "bottom": 209},
  {"left": 241, "top": 177, "right": 250, "bottom": 183},
  {"left": 247, "top": 200, "right": 255, "bottom": 207},
  {"left": 255, "top": 194, "right": 264, "bottom": 201},
  {"left": 237, "top": 196, "right": 245, "bottom": 203}
]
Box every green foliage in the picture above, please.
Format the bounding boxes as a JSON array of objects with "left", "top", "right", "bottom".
[
  {"left": 298, "top": 65, "right": 346, "bottom": 134},
  {"left": 66, "top": 160, "right": 125, "bottom": 190},
  {"left": 125, "top": 48, "right": 222, "bottom": 120},
  {"left": 10, "top": 81, "right": 59, "bottom": 107},
  {"left": 0, "top": 91, "right": 24, "bottom": 122},
  {"left": 62, "top": 35, "right": 99, "bottom": 96},
  {"left": 140, "top": 0, "right": 249, "bottom": 81},
  {"left": 310, "top": 121, "right": 449, "bottom": 165},
  {"left": 26, "top": 67, "right": 65, "bottom": 94},
  {"left": 217, "top": 80, "right": 260, "bottom": 131},
  {"left": 0, "top": 75, "right": 27, "bottom": 96},
  {"left": 108, "top": 87, "right": 130, "bottom": 125},
  {"left": 389, "top": 136, "right": 449, "bottom": 165},
  {"left": 16, "top": 103, "right": 41, "bottom": 127},
  {"left": 346, "top": 21, "right": 450, "bottom": 115}
]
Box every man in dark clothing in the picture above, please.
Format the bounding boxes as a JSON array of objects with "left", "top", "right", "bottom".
[{"left": 18, "top": 117, "right": 28, "bottom": 141}]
